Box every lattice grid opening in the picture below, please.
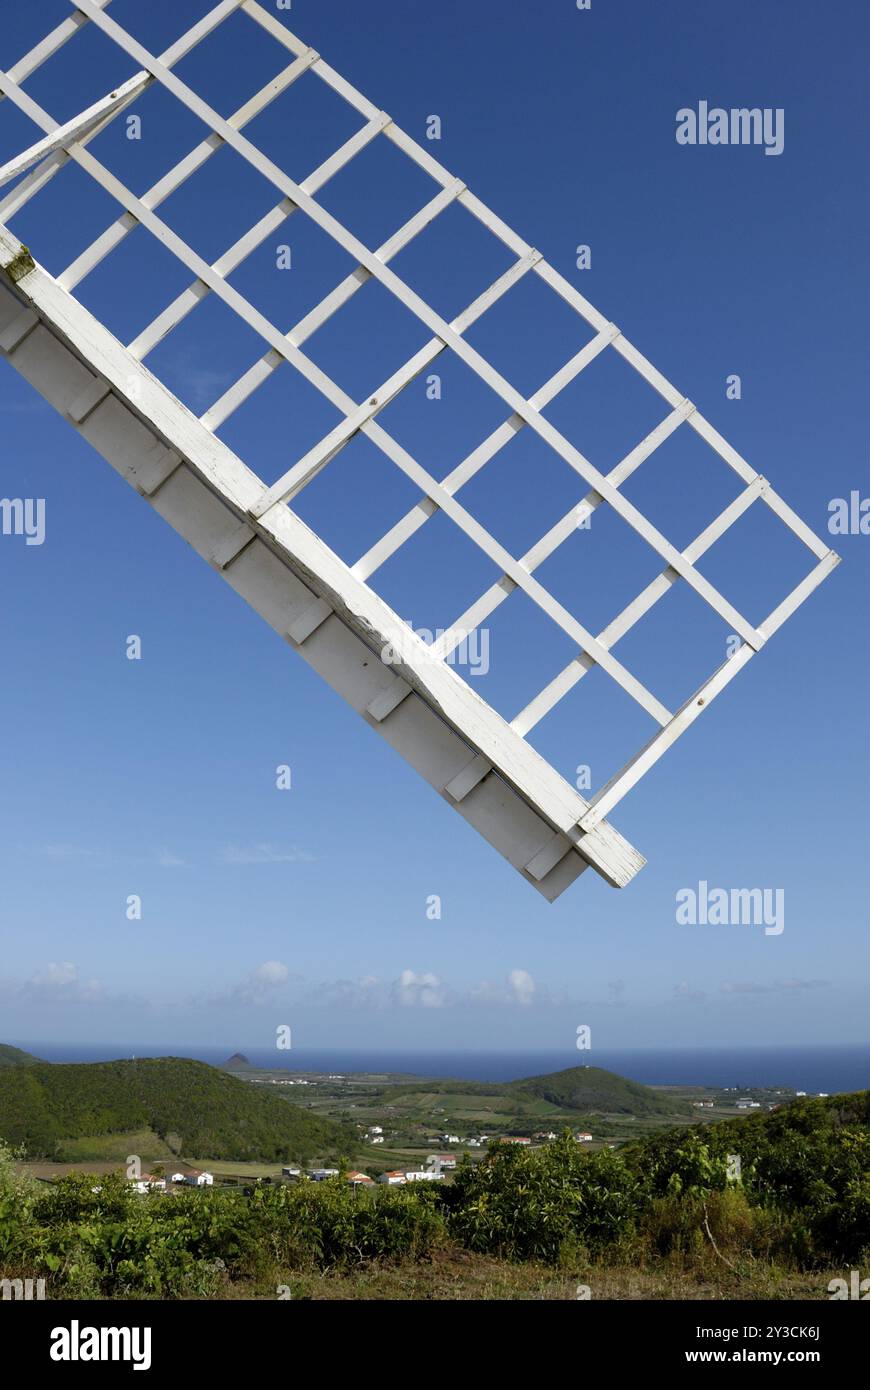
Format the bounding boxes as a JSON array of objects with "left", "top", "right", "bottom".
[{"left": 0, "top": 0, "right": 839, "bottom": 900}]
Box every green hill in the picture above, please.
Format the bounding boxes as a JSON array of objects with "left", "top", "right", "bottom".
[
  {"left": 0, "top": 1056, "right": 351, "bottom": 1163},
  {"left": 508, "top": 1066, "right": 690, "bottom": 1117},
  {"left": 0, "top": 1043, "right": 41, "bottom": 1068},
  {"left": 386, "top": 1065, "right": 689, "bottom": 1120}
]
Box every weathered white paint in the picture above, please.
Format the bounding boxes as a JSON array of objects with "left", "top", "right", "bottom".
[
  {"left": 0, "top": 0, "right": 838, "bottom": 893},
  {"left": 0, "top": 232, "right": 641, "bottom": 896}
]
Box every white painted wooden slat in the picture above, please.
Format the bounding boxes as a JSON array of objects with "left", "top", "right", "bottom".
[
  {"left": 3, "top": 0, "right": 114, "bottom": 88},
  {"left": 0, "top": 2, "right": 246, "bottom": 218},
  {"left": 67, "top": 374, "right": 111, "bottom": 424},
  {"left": 98, "top": 17, "right": 761, "bottom": 652},
  {"left": 524, "top": 834, "right": 573, "bottom": 883},
  {"left": 71, "top": 0, "right": 768, "bottom": 660},
  {"left": 201, "top": 181, "right": 463, "bottom": 430},
  {"left": 88, "top": 1, "right": 827, "bottom": 607},
  {"left": 241, "top": 2, "right": 382, "bottom": 120},
  {"left": 0, "top": 3, "right": 839, "bottom": 895},
  {"left": 533, "top": 258, "right": 616, "bottom": 339},
  {"left": 758, "top": 550, "right": 840, "bottom": 637},
  {"left": 444, "top": 754, "right": 493, "bottom": 803},
  {"left": 59, "top": 55, "right": 320, "bottom": 293},
  {"left": 352, "top": 329, "right": 618, "bottom": 582},
  {"left": 579, "top": 648, "right": 757, "bottom": 830},
  {"left": 239, "top": 1, "right": 309, "bottom": 59},
  {"left": 253, "top": 250, "right": 540, "bottom": 514},
  {"left": 286, "top": 598, "right": 333, "bottom": 644},
  {"left": 0, "top": 227, "right": 643, "bottom": 892},
  {"left": 366, "top": 677, "right": 412, "bottom": 723},
  {"left": 0, "top": 150, "right": 72, "bottom": 223},
  {"left": 577, "top": 547, "right": 840, "bottom": 829},
  {"left": 24, "top": 155, "right": 670, "bottom": 740},
  {"left": 688, "top": 414, "right": 830, "bottom": 558},
  {"left": 0, "top": 306, "right": 38, "bottom": 353},
  {"left": 511, "top": 476, "right": 770, "bottom": 736},
  {"left": 335, "top": 418, "right": 676, "bottom": 727},
  {"left": 760, "top": 488, "right": 834, "bottom": 561},
  {"left": 0, "top": 73, "right": 149, "bottom": 189},
  {"left": 127, "top": 116, "right": 389, "bottom": 362},
  {"left": 435, "top": 402, "right": 696, "bottom": 663},
  {"left": 0, "top": 77, "right": 376, "bottom": 426},
  {"left": 209, "top": 520, "right": 255, "bottom": 570},
  {"left": 608, "top": 330, "right": 688, "bottom": 409},
  {"left": 137, "top": 444, "right": 184, "bottom": 498}
]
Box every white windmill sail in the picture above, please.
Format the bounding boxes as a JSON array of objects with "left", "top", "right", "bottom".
[{"left": 0, "top": 1, "right": 839, "bottom": 900}]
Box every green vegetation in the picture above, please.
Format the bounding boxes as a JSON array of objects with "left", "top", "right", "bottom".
[
  {"left": 0, "top": 1058, "right": 351, "bottom": 1164},
  {"left": 281, "top": 1063, "right": 699, "bottom": 1154},
  {"left": 1, "top": 1091, "right": 866, "bottom": 1300},
  {"left": 0, "top": 1148, "right": 443, "bottom": 1299},
  {"left": 509, "top": 1065, "right": 691, "bottom": 1117},
  {"left": 630, "top": 1091, "right": 870, "bottom": 1263},
  {"left": 381, "top": 1065, "right": 685, "bottom": 1118},
  {"left": 0, "top": 1044, "right": 40, "bottom": 1069}
]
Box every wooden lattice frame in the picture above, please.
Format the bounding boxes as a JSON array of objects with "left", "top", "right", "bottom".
[{"left": 0, "top": 0, "right": 840, "bottom": 900}]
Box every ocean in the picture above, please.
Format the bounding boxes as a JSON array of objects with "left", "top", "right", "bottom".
[{"left": 12, "top": 1042, "right": 870, "bottom": 1093}]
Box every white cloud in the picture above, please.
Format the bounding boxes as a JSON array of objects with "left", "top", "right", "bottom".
[
  {"left": 23, "top": 961, "right": 104, "bottom": 1001},
  {"left": 507, "top": 969, "right": 536, "bottom": 1006},
  {"left": 392, "top": 969, "right": 448, "bottom": 1009},
  {"left": 207, "top": 960, "right": 299, "bottom": 1007},
  {"left": 252, "top": 960, "right": 290, "bottom": 988},
  {"left": 471, "top": 969, "right": 541, "bottom": 1007},
  {"left": 674, "top": 980, "right": 707, "bottom": 1002}
]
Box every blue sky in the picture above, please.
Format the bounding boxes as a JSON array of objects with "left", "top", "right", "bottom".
[{"left": 0, "top": 0, "right": 867, "bottom": 1057}]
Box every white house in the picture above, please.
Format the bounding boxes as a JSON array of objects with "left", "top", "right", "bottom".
[
  {"left": 575, "top": 1132, "right": 593, "bottom": 1143},
  {"left": 282, "top": 1166, "right": 301, "bottom": 1178},
  {"left": 184, "top": 1171, "right": 214, "bottom": 1187},
  {"left": 170, "top": 1173, "right": 187, "bottom": 1184},
  {"left": 368, "top": 1135, "right": 384, "bottom": 1145},
  {"left": 405, "top": 1170, "right": 444, "bottom": 1182},
  {"left": 130, "top": 1174, "right": 166, "bottom": 1194},
  {"left": 369, "top": 1126, "right": 383, "bottom": 1135},
  {"left": 377, "top": 1170, "right": 407, "bottom": 1185}
]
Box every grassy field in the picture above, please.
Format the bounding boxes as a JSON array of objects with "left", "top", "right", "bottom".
[
  {"left": 55, "top": 1129, "right": 178, "bottom": 1164},
  {"left": 191, "top": 1248, "right": 841, "bottom": 1301}
]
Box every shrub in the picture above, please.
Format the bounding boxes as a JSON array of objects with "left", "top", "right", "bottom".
[
  {"left": 446, "top": 1134, "right": 640, "bottom": 1263},
  {"left": 246, "top": 1178, "right": 445, "bottom": 1273}
]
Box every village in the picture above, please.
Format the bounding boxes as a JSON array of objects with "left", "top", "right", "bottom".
[{"left": 125, "top": 1129, "right": 600, "bottom": 1194}]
